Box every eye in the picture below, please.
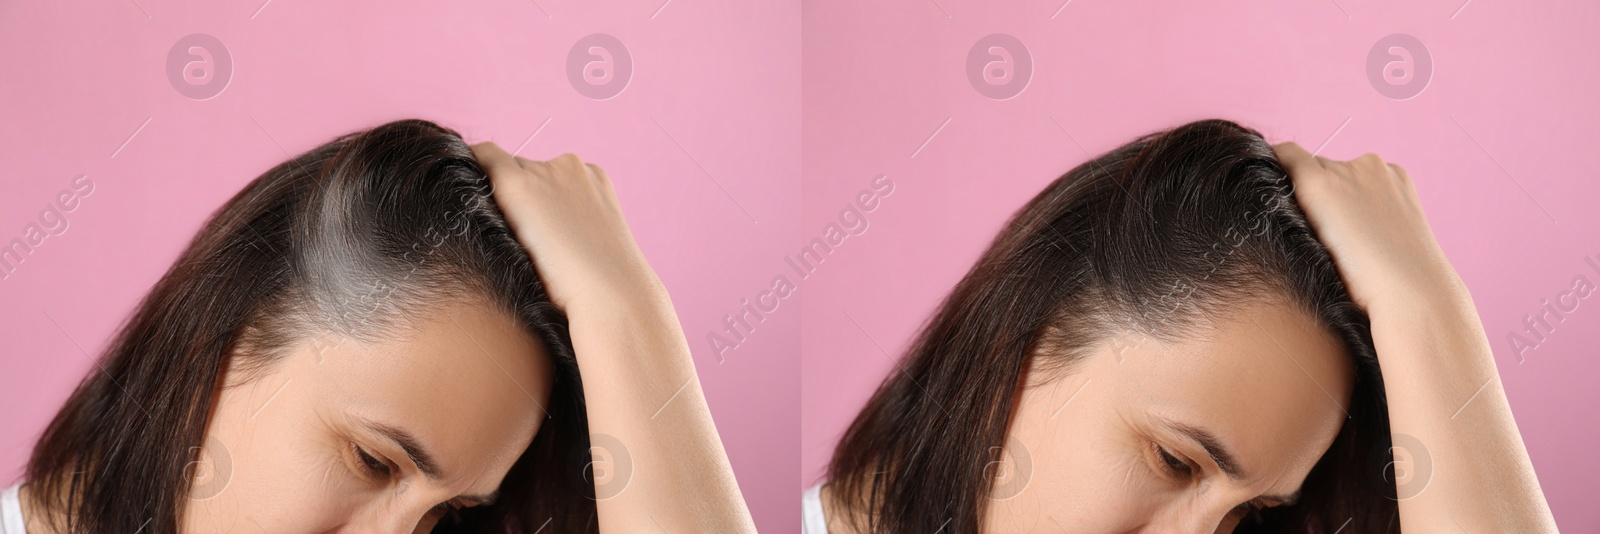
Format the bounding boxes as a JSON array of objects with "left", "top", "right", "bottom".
[
  {"left": 350, "top": 442, "right": 393, "bottom": 477},
  {"left": 1151, "top": 442, "right": 1194, "bottom": 478}
]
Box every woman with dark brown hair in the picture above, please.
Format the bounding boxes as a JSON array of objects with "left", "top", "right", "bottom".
[
  {"left": 806, "top": 119, "right": 1555, "bottom": 533},
  {"left": 3, "top": 119, "right": 755, "bottom": 532}
]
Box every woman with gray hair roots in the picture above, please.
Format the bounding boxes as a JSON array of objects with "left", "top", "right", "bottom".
[{"left": 11, "top": 119, "right": 755, "bottom": 533}]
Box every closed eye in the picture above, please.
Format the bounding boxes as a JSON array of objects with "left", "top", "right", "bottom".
[
  {"left": 350, "top": 442, "right": 479, "bottom": 518},
  {"left": 1150, "top": 441, "right": 1281, "bottom": 518},
  {"left": 350, "top": 442, "right": 394, "bottom": 478},
  {"left": 1150, "top": 441, "right": 1194, "bottom": 478}
]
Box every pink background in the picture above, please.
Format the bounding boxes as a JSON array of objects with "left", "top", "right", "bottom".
[
  {"left": 801, "top": 0, "right": 1599, "bottom": 530},
  {"left": 0, "top": 0, "right": 798, "bottom": 531},
  {"left": 4, "top": 0, "right": 1598, "bottom": 530}
]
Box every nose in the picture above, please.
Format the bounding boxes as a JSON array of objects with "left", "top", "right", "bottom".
[
  {"left": 324, "top": 519, "right": 426, "bottom": 534},
  {"left": 1130, "top": 505, "right": 1239, "bottom": 534},
  {"left": 323, "top": 508, "right": 435, "bottom": 534}
]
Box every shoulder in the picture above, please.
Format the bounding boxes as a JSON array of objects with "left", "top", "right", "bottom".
[
  {"left": 1, "top": 481, "right": 26, "bottom": 534},
  {"left": 802, "top": 482, "right": 828, "bottom": 534}
]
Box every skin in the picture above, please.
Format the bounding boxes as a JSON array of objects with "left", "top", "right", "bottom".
[
  {"left": 22, "top": 299, "right": 551, "bottom": 533},
  {"left": 196, "top": 299, "right": 551, "bottom": 532},
  {"left": 988, "top": 298, "right": 1353, "bottom": 533},
  {"left": 822, "top": 298, "right": 1353, "bottom": 534}
]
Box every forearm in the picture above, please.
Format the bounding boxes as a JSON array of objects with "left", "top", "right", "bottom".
[
  {"left": 566, "top": 280, "right": 756, "bottom": 533},
  {"left": 1369, "top": 282, "right": 1556, "bottom": 533}
]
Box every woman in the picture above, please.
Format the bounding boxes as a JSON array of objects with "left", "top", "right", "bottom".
[
  {"left": 2, "top": 119, "right": 755, "bottom": 532},
  {"left": 805, "top": 119, "right": 1556, "bottom": 532}
]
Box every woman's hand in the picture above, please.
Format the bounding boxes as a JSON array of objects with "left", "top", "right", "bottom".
[
  {"left": 469, "top": 142, "right": 666, "bottom": 315},
  {"left": 1270, "top": 142, "right": 1465, "bottom": 314},
  {"left": 1272, "top": 141, "right": 1557, "bottom": 532},
  {"left": 468, "top": 141, "right": 756, "bottom": 532}
]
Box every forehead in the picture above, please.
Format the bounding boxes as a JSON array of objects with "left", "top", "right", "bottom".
[
  {"left": 1107, "top": 299, "right": 1354, "bottom": 485},
  {"left": 294, "top": 299, "right": 553, "bottom": 483}
]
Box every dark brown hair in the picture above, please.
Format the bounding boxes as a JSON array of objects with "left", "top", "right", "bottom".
[
  {"left": 25, "top": 119, "right": 599, "bottom": 532},
  {"left": 826, "top": 119, "right": 1398, "bottom": 532}
]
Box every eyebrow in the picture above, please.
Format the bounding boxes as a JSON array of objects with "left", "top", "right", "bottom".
[
  {"left": 1155, "top": 417, "right": 1300, "bottom": 506},
  {"left": 352, "top": 416, "right": 500, "bottom": 506}
]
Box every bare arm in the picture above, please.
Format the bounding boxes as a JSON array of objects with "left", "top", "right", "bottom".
[
  {"left": 1273, "top": 142, "right": 1557, "bottom": 532},
  {"left": 471, "top": 143, "right": 756, "bottom": 532}
]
